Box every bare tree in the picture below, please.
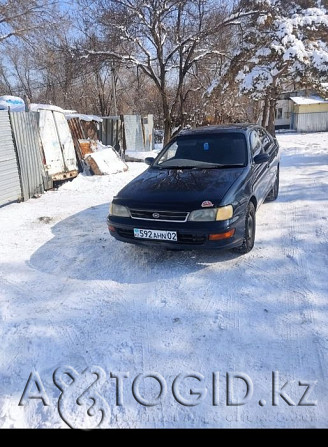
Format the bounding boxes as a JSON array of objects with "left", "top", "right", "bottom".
[
  {"left": 0, "top": 0, "right": 60, "bottom": 44},
  {"left": 0, "top": 0, "right": 68, "bottom": 106},
  {"left": 74, "top": 0, "right": 257, "bottom": 143}
]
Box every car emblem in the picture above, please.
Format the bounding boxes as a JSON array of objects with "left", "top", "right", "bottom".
[
  {"left": 152, "top": 213, "right": 160, "bottom": 219},
  {"left": 201, "top": 201, "right": 214, "bottom": 208}
]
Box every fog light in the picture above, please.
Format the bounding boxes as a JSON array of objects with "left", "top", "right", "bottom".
[
  {"left": 108, "top": 225, "right": 116, "bottom": 232},
  {"left": 209, "top": 229, "right": 235, "bottom": 241}
]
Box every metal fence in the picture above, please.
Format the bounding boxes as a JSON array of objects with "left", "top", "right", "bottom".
[
  {"left": 0, "top": 111, "right": 22, "bottom": 207},
  {"left": 99, "top": 115, "right": 154, "bottom": 155},
  {"left": 0, "top": 110, "right": 156, "bottom": 208},
  {"left": 10, "top": 111, "right": 46, "bottom": 201},
  {"left": 99, "top": 116, "right": 123, "bottom": 153},
  {"left": 123, "top": 115, "right": 145, "bottom": 152}
]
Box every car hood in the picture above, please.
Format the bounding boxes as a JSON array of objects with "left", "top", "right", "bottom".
[{"left": 115, "top": 167, "right": 246, "bottom": 211}]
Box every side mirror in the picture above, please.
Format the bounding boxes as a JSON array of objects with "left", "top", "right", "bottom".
[
  {"left": 254, "top": 153, "right": 270, "bottom": 164},
  {"left": 145, "top": 157, "right": 155, "bottom": 166}
]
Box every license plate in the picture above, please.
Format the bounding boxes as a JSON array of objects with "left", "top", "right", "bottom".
[{"left": 134, "top": 228, "right": 177, "bottom": 241}]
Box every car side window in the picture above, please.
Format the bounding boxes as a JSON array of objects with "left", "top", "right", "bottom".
[
  {"left": 250, "top": 131, "right": 261, "bottom": 156},
  {"left": 258, "top": 128, "right": 272, "bottom": 152}
]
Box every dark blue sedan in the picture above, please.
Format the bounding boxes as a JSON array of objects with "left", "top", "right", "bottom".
[{"left": 107, "top": 124, "right": 280, "bottom": 253}]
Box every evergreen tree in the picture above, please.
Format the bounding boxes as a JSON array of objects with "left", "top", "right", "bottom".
[{"left": 220, "top": 0, "right": 328, "bottom": 135}]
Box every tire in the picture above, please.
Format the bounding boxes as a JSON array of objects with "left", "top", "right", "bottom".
[
  {"left": 233, "top": 201, "right": 256, "bottom": 254},
  {"left": 266, "top": 165, "right": 279, "bottom": 201}
]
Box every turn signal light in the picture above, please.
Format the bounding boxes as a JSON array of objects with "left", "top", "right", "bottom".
[{"left": 209, "top": 229, "right": 235, "bottom": 241}]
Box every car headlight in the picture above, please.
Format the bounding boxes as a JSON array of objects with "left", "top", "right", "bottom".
[
  {"left": 188, "top": 205, "right": 233, "bottom": 222},
  {"left": 109, "top": 203, "right": 130, "bottom": 217},
  {"left": 215, "top": 205, "right": 233, "bottom": 221},
  {"left": 188, "top": 208, "right": 217, "bottom": 221}
]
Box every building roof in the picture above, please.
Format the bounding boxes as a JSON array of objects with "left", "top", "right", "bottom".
[{"left": 290, "top": 96, "right": 328, "bottom": 105}]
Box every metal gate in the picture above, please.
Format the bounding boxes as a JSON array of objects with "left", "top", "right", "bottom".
[{"left": 0, "top": 111, "right": 22, "bottom": 207}]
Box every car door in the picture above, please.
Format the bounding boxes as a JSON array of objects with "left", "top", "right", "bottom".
[
  {"left": 250, "top": 128, "right": 270, "bottom": 206},
  {"left": 257, "top": 127, "right": 279, "bottom": 193}
]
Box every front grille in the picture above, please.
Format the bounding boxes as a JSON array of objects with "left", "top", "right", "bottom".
[
  {"left": 116, "top": 228, "right": 206, "bottom": 245},
  {"left": 130, "top": 209, "right": 189, "bottom": 222}
]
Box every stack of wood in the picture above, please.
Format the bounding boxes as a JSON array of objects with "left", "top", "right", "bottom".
[{"left": 67, "top": 116, "right": 128, "bottom": 175}]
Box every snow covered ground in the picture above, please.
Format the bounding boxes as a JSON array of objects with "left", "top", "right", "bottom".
[{"left": 0, "top": 131, "right": 328, "bottom": 428}]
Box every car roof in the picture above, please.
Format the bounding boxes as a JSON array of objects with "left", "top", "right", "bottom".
[{"left": 177, "top": 124, "right": 258, "bottom": 137}]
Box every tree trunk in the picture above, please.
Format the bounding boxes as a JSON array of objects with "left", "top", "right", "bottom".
[
  {"left": 161, "top": 85, "right": 173, "bottom": 145},
  {"left": 267, "top": 98, "right": 277, "bottom": 137},
  {"left": 261, "top": 96, "right": 269, "bottom": 128},
  {"left": 163, "top": 114, "right": 172, "bottom": 145}
]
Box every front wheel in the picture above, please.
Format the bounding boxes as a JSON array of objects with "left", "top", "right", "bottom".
[{"left": 233, "top": 202, "right": 256, "bottom": 254}]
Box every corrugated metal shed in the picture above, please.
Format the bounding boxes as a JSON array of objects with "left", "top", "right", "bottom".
[
  {"left": 0, "top": 111, "right": 22, "bottom": 206},
  {"left": 290, "top": 96, "right": 328, "bottom": 132},
  {"left": 10, "top": 111, "right": 46, "bottom": 201},
  {"left": 293, "top": 112, "right": 328, "bottom": 132}
]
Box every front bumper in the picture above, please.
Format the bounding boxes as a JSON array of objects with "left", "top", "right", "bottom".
[{"left": 107, "top": 214, "right": 245, "bottom": 250}]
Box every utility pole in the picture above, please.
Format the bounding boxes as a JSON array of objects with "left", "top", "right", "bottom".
[
  {"left": 111, "top": 64, "right": 117, "bottom": 117},
  {"left": 110, "top": 63, "right": 123, "bottom": 158}
]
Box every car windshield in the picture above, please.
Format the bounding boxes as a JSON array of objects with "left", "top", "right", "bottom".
[{"left": 154, "top": 133, "right": 247, "bottom": 169}]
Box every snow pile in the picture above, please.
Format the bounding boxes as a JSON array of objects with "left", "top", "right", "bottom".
[{"left": 84, "top": 142, "right": 128, "bottom": 175}]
